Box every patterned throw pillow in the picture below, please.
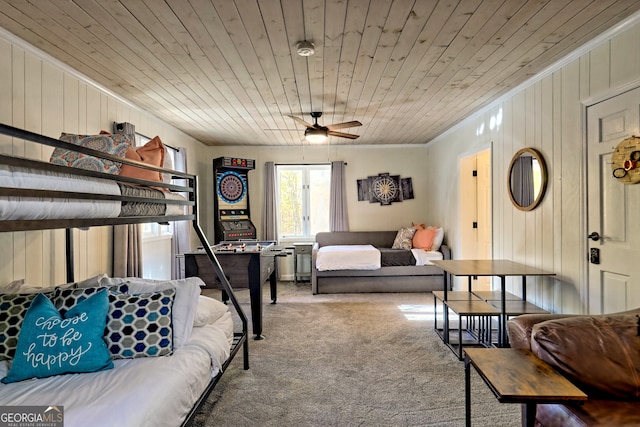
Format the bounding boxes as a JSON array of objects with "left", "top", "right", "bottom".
[
  {"left": 50, "top": 133, "right": 132, "bottom": 174},
  {"left": 53, "top": 284, "right": 129, "bottom": 315},
  {"left": 106, "top": 289, "right": 175, "bottom": 359},
  {"left": 1, "top": 291, "right": 113, "bottom": 384},
  {"left": 53, "top": 285, "right": 174, "bottom": 359},
  {"left": 392, "top": 227, "right": 417, "bottom": 250},
  {"left": 0, "top": 292, "right": 53, "bottom": 360}
]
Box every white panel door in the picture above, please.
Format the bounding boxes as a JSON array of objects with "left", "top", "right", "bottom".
[
  {"left": 476, "top": 149, "right": 492, "bottom": 262},
  {"left": 459, "top": 149, "right": 492, "bottom": 290},
  {"left": 586, "top": 87, "right": 640, "bottom": 313}
]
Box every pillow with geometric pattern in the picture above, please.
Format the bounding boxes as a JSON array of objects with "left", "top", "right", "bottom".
[
  {"left": 0, "top": 291, "right": 54, "bottom": 360},
  {"left": 53, "top": 285, "right": 174, "bottom": 359},
  {"left": 52, "top": 284, "right": 129, "bottom": 316},
  {"left": 98, "top": 277, "right": 201, "bottom": 349},
  {"left": 105, "top": 289, "right": 175, "bottom": 359}
]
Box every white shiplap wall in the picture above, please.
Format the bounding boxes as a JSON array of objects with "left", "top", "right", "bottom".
[
  {"left": 424, "top": 20, "right": 640, "bottom": 314},
  {"left": 0, "top": 36, "right": 209, "bottom": 287}
]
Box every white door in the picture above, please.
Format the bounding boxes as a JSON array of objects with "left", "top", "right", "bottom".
[
  {"left": 459, "top": 149, "right": 492, "bottom": 290},
  {"left": 586, "top": 87, "right": 640, "bottom": 313},
  {"left": 476, "top": 149, "right": 492, "bottom": 262}
]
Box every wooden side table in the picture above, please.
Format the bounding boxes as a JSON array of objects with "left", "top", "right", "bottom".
[{"left": 464, "top": 348, "right": 587, "bottom": 427}]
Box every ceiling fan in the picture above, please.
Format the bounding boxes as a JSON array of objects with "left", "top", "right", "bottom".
[{"left": 287, "top": 112, "right": 362, "bottom": 143}]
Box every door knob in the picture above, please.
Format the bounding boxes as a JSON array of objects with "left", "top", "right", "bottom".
[{"left": 587, "top": 232, "right": 600, "bottom": 241}]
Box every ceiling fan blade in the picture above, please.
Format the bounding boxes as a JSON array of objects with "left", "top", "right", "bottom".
[
  {"left": 328, "top": 130, "right": 360, "bottom": 140},
  {"left": 326, "top": 120, "right": 362, "bottom": 131},
  {"left": 286, "top": 115, "right": 314, "bottom": 128}
]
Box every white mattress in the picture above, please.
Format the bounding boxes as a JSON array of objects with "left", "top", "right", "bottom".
[
  {"left": 0, "top": 164, "right": 187, "bottom": 220},
  {"left": 316, "top": 245, "right": 381, "bottom": 271},
  {"left": 0, "top": 164, "right": 121, "bottom": 220},
  {"left": 411, "top": 248, "right": 444, "bottom": 266},
  {"left": 0, "top": 313, "right": 234, "bottom": 427},
  {"left": 163, "top": 190, "right": 188, "bottom": 216}
]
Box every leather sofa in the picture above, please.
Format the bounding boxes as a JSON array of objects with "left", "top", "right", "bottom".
[{"left": 507, "top": 309, "right": 640, "bottom": 426}]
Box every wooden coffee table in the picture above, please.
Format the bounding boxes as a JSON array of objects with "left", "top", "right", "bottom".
[{"left": 464, "top": 348, "right": 587, "bottom": 427}]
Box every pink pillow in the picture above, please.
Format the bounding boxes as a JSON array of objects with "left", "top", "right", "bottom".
[
  {"left": 412, "top": 226, "right": 437, "bottom": 250},
  {"left": 119, "top": 136, "right": 165, "bottom": 185}
]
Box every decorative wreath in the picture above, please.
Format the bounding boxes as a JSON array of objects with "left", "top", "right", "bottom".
[{"left": 611, "top": 136, "right": 640, "bottom": 184}]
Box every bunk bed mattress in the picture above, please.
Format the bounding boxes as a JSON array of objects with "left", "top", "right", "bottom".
[
  {"left": 0, "top": 313, "right": 233, "bottom": 427},
  {"left": 119, "top": 183, "right": 186, "bottom": 216},
  {"left": 0, "top": 164, "right": 121, "bottom": 219},
  {"left": 0, "top": 165, "right": 186, "bottom": 219}
]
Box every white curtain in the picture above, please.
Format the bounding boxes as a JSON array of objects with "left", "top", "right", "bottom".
[
  {"left": 263, "top": 161, "right": 278, "bottom": 241},
  {"left": 330, "top": 161, "right": 349, "bottom": 232},
  {"left": 172, "top": 147, "right": 191, "bottom": 279}
]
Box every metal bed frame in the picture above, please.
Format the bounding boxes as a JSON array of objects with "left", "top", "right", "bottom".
[{"left": 0, "top": 123, "right": 248, "bottom": 426}]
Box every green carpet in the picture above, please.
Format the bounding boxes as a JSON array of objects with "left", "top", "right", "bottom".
[{"left": 193, "top": 282, "right": 520, "bottom": 427}]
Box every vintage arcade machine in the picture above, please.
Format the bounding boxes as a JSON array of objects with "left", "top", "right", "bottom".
[{"left": 213, "top": 157, "right": 257, "bottom": 243}]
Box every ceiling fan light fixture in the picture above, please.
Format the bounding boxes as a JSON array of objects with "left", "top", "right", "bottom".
[
  {"left": 305, "top": 127, "right": 327, "bottom": 143},
  {"left": 296, "top": 40, "right": 315, "bottom": 57}
]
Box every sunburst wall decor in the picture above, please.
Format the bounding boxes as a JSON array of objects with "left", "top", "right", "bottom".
[{"left": 357, "top": 172, "right": 414, "bottom": 205}]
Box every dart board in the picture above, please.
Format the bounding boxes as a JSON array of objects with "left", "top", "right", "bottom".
[
  {"left": 611, "top": 136, "right": 640, "bottom": 184},
  {"left": 372, "top": 175, "right": 400, "bottom": 205},
  {"left": 217, "top": 171, "right": 247, "bottom": 204}
]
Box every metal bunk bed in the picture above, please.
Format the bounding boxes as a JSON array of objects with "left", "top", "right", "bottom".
[{"left": 0, "top": 123, "right": 248, "bottom": 426}]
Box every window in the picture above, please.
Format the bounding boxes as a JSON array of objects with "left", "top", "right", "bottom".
[
  {"left": 135, "top": 133, "right": 175, "bottom": 280},
  {"left": 276, "top": 164, "right": 331, "bottom": 240}
]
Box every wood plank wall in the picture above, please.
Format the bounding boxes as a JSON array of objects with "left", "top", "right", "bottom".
[
  {"left": 0, "top": 36, "right": 208, "bottom": 288},
  {"left": 425, "top": 21, "right": 640, "bottom": 314}
]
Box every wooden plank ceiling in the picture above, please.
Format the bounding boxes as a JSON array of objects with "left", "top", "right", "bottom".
[{"left": 0, "top": 0, "right": 639, "bottom": 146}]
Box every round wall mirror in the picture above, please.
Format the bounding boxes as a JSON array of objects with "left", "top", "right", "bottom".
[{"left": 507, "top": 147, "right": 548, "bottom": 211}]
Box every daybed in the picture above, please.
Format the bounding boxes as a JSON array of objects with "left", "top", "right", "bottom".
[
  {"left": 0, "top": 123, "right": 248, "bottom": 426},
  {"left": 312, "top": 230, "right": 452, "bottom": 294},
  {"left": 508, "top": 310, "right": 640, "bottom": 427}
]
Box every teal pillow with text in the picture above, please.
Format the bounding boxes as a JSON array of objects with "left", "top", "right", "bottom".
[{"left": 1, "top": 289, "right": 113, "bottom": 383}]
